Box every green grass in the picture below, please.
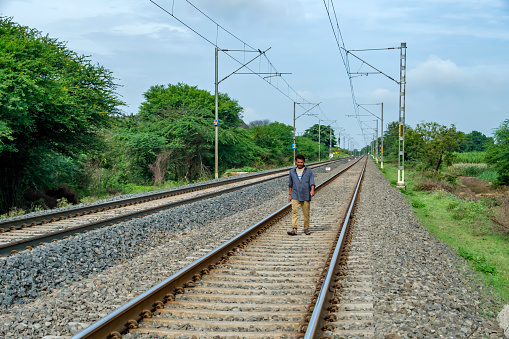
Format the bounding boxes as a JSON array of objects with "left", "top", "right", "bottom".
[
  {"left": 478, "top": 170, "right": 499, "bottom": 182},
  {"left": 452, "top": 151, "right": 487, "bottom": 163},
  {"left": 447, "top": 163, "right": 499, "bottom": 183},
  {"left": 413, "top": 192, "right": 508, "bottom": 300},
  {"left": 118, "top": 181, "right": 189, "bottom": 195},
  {"left": 224, "top": 166, "right": 260, "bottom": 173},
  {"left": 378, "top": 159, "right": 418, "bottom": 191},
  {"left": 377, "top": 160, "right": 509, "bottom": 318},
  {"left": 0, "top": 207, "right": 26, "bottom": 219}
]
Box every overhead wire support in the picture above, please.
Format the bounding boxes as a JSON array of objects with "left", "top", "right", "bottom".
[
  {"left": 348, "top": 47, "right": 402, "bottom": 52},
  {"left": 349, "top": 72, "right": 382, "bottom": 79},
  {"left": 357, "top": 104, "right": 380, "bottom": 119},
  {"left": 397, "top": 43, "right": 407, "bottom": 188},
  {"left": 149, "top": 0, "right": 311, "bottom": 105},
  {"left": 293, "top": 102, "right": 320, "bottom": 164},
  {"left": 218, "top": 47, "right": 272, "bottom": 84},
  {"left": 150, "top": 0, "right": 321, "bottom": 178},
  {"left": 321, "top": 0, "right": 405, "bottom": 172},
  {"left": 357, "top": 103, "right": 383, "bottom": 166},
  {"left": 296, "top": 103, "right": 321, "bottom": 120},
  {"left": 342, "top": 47, "right": 400, "bottom": 84}
]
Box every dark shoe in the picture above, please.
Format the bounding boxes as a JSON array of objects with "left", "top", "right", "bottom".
[
  {"left": 304, "top": 230, "right": 311, "bottom": 235},
  {"left": 287, "top": 229, "right": 297, "bottom": 236}
]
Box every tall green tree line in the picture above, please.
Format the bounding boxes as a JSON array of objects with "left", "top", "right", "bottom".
[
  {"left": 486, "top": 119, "right": 509, "bottom": 185},
  {"left": 377, "top": 120, "right": 508, "bottom": 184},
  {"left": 0, "top": 17, "right": 123, "bottom": 212}
]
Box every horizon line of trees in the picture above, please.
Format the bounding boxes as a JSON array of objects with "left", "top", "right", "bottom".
[
  {"left": 1, "top": 17, "right": 508, "bottom": 214},
  {"left": 362, "top": 120, "right": 508, "bottom": 185},
  {"left": 0, "top": 18, "right": 340, "bottom": 213}
]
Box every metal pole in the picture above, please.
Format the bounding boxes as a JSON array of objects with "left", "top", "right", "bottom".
[
  {"left": 293, "top": 102, "right": 296, "bottom": 166},
  {"left": 318, "top": 119, "right": 321, "bottom": 161},
  {"left": 329, "top": 127, "right": 332, "bottom": 158},
  {"left": 214, "top": 47, "right": 219, "bottom": 179},
  {"left": 381, "top": 102, "right": 384, "bottom": 169},
  {"left": 375, "top": 120, "right": 379, "bottom": 164},
  {"left": 338, "top": 132, "right": 340, "bottom": 156},
  {"left": 397, "top": 42, "right": 407, "bottom": 188}
]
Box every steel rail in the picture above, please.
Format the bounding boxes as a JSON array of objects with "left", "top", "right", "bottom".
[
  {"left": 0, "top": 158, "right": 344, "bottom": 232},
  {"left": 72, "top": 156, "right": 364, "bottom": 339},
  {"left": 0, "top": 166, "right": 315, "bottom": 256},
  {"left": 304, "top": 156, "right": 367, "bottom": 338},
  {"left": 0, "top": 159, "right": 351, "bottom": 257}
]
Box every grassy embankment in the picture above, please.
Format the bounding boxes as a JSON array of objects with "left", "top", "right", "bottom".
[{"left": 377, "top": 158, "right": 509, "bottom": 318}]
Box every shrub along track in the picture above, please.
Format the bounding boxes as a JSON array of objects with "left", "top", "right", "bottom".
[
  {"left": 0, "top": 159, "right": 346, "bottom": 257},
  {"left": 72, "top": 157, "right": 367, "bottom": 338}
]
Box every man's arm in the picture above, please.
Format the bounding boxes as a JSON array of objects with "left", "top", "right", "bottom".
[
  {"left": 288, "top": 170, "right": 293, "bottom": 202},
  {"left": 309, "top": 170, "right": 315, "bottom": 197}
]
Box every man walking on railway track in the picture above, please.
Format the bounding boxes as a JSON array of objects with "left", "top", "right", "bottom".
[{"left": 288, "top": 154, "right": 315, "bottom": 236}]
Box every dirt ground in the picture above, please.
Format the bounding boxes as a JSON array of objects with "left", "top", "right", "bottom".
[
  {"left": 457, "top": 176, "right": 507, "bottom": 199},
  {"left": 457, "top": 176, "right": 509, "bottom": 234}
]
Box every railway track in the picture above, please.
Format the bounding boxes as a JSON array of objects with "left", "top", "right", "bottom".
[
  {"left": 0, "top": 159, "right": 348, "bottom": 257},
  {"left": 319, "top": 218, "right": 375, "bottom": 338},
  {"left": 72, "top": 156, "right": 367, "bottom": 338}
]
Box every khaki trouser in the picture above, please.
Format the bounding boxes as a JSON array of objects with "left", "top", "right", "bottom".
[{"left": 291, "top": 200, "right": 310, "bottom": 230}]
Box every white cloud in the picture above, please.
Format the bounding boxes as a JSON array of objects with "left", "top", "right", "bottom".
[
  {"left": 295, "top": 90, "right": 316, "bottom": 102},
  {"left": 112, "top": 22, "right": 189, "bottom": 39},
  {"left": 408, "top": 55, "right": 471, "bottom": 90},
  {"left": 242, "top": 106, "right": 261, "bottom": 123},
  {"left": 192, "top": 0, "right": 312, "bottom": 24},
  {"left": 369, "top": 88, "right": 393, "bottom": 102},
  {"left": 1, "top": 0, "right": 144, "bottom": 25}
]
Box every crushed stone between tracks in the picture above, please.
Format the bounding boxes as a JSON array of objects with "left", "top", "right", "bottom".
[{"left": 0, "top": 159, "right": 505, "bottom": 338}]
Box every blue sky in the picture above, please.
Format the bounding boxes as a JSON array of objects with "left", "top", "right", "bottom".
[{"left": 1, "top": 0, "right": 508, "bottom": 149}]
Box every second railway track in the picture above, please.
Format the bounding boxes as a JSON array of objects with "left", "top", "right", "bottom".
[
  {"left": 0, "top": 159, "right": 350, "bottom": 257},
  {"left": 73, "top": 156, "right": 367, "bottom": 338}
]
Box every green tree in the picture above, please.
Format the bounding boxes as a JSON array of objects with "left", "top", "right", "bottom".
[
  {"left": 0, "top": 17, "right": 123, "bottom": 212},
  {"left": 248, "top": 122, "right": 293, "bottom": 164},
  {"left": 139, "top": 83, "right": 243, "bottom": 128},
  {"left": 294, "top": 136, "right": 319, "bottom": 162},
  {"left": 303, "top": 124, "right": 337, "bottom": 147},
  {"left": 136, "top": 84, "right": 254, "bottom": 181},
  {"left": 409, "top": 122, "right": 464, "bottom": 171},
  {"left": 382, "top": 121, "right": 415, "bottom": 159},
  {"left": 115, "top": 130, "right": 168, "bottom": 183},
  {"left": 486, "top": 119, "right": 509, "bottom": 185},
  {"left": 459, "top": 130, "right": 494, "bottom": 152}
]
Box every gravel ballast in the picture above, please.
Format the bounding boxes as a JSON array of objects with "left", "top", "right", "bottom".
[
  {"left": 0, "top": 161, "right": 348, "bottom": 337},
  {"left": 0, "top": 158, "right": 505, "bottom": 338},
  {"left": 355, "top": 160, "right": 505, "bottom": 338}
]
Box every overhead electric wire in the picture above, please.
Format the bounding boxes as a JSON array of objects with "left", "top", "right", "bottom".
[
  {"left": 149, "top": 0, "right": 316, "bottom": 113},
  {"left": 323, "top": 0, "right": 405, "bottom": 152},
  {"left": 322, "top": 0, "right": 364, "bottom": 141}
]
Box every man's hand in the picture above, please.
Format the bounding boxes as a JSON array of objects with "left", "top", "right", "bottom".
[
  {"left": 288, "top": 194, "right": 292, "bottom": 202},
  {"left": 310, "top": 187, "right": 315, "bottom": 197}
]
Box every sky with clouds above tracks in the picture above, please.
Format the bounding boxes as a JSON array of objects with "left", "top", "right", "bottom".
[{"left": 1, "top": 0, "right": 508, "bottom": 148}]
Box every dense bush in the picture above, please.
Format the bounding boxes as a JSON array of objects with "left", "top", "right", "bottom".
[
  {"left": 451, "top": 151, "right": 487, "bottom": 164},
  {"left": 0, "top": 17, "right": 123, "bottom": 213},
  {"left": 486, "top": 119, "right": 509, "bottom": 186}
]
